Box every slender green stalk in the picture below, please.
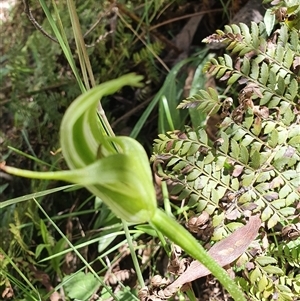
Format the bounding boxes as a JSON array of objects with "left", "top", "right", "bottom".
[
  {"left": 38, "top": 0, "right": 85, "bottom": 92},
  {"left": 156, "top": 228, "right": 171, "bottom": 256},
  {"left": 158, "top": 164, "right": 173, "bottom": 218},
  {"left": 123, "top": 221, "right": 145, "bottom": 287},
  {"left": 161, "top": 95, "right": 175, "bottom": 132},
  {"left": 150, "top": 209, "right": 246, "bottom": 301},
  {"left": 66, "top": 0, "right": 95, "bottom": 89}
]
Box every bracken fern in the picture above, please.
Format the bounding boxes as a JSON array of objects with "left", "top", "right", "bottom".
[{"left": 152, "top": 15, "right": 300, "bottom": 301}]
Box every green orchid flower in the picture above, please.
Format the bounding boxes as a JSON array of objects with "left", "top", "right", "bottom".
[{"left": 1, "top": 74, "right": 246, "bottom": 301}]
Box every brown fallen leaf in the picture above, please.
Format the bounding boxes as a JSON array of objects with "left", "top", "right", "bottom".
[{"left": 163, "top": 215, "right": 261, "bottom": 295}]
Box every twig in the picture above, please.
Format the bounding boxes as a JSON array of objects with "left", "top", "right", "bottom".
[
  {"left": 23, "top": 0, "right": 58, "bottom": 43},
  {"left": 149, "top": 8, "right": 223, "bottom": 31},
  {"left": 22, "top": 0, "right": 115, "bottom": 48}
]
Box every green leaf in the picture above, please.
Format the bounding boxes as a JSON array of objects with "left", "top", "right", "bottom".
[
  {"left": 187, "top": 169, "right": 202, "bottom": 181},
  {"left": 0, "top": 184, "right": 75, "bottom": 209},
  {"left": 178, "top": 189, "right": 192, "bottom": 200},
  {"left": 230, "top": 140, "right": 240, "bottom": 159},
  {"left": 260, "top": 91, "right": 273, "bottom": 105},
  {"left": 231, "top": 24, "right": 242, "bottom": 34},
  {"left": 242, "top": 172, "right": 255, "bottom": 187},
  {"left": 232, "top": 43, "right": 245, "bottom": 54},
  {"left": 238, "top": 191, "right": 252, "bottom": 203},
  {"left": 174, "top": 140, "right": 184, "bottom": 153},
  {"left": 134, "top": 224, "right": 157, "bottom": 237},
  {"left": 63, "top": 272, "right": 99, "bottom": 300},
  {"left": 268, "top": 96, "right": 281, "bottom": 107},
  {"left": 215, "top": 156, "right": 227, "bottom": 171},
  {"left": 240, "top": 23, "right": 251, "bottom": 43},
  {"left": 197, "top": 128, "right": 208, "bottom": 144},
  {"left": 264, "top": 121, "right": 276, "bottom": 134},
  {"left": 249, "top": 267, "right": 262, "bottom": 284},
  {"left": 180, "top": 141, "right": 192, "bottom": 156},
  {"left": 283, "top": 47, "right": 294, "bottom": 69},
  {"left": 224, "top": 54, "right": 233, "bottom": 68},
  {"left": 289, "top": 78, "right": 298, "bottom": 100},
  {"left": 241, "top": 135, "right": 254, "bottom": 147},
  {"left": 187, "top": 143, "right": 200, "bottom": 156},
  {"left": 282, "top": 170, "right": 298, "bottom": 179},
  {"left": 271, "top": 199, "right": 285, "bottom": 209},
  {"left": 170, "top": 183, "right": 184, "bottom": 195},
  {"left": 264, "top": 8, "right": 276, "bottom": 36},
  {"left": 173, "top": 161, "right": 188, "bottom": 171},
  {"left": 97, "top": 227, "right": 122, "bottom": 254},
  {"left": 279, "top": 184, "right": 292, "bottom": 198},
  {"left": 250, "top": 150, "right": 261, "bottom": 169},
  {"left": 256, "top": 171, "right": 272, "bottom": 183},
  {"left": 267, "top": 213, "right": 280, "bottom": 229},
  {"left": 275, "top": 45, "right": 285, "bottom": 63},
  {"left": 288, "top": 135, "right": 300, "bottom": 146},
  {"left": 241, "top": 57, "right": 250, "bottom": 75},
  {"left": 261, "top": 265, "right": 284, "bottom": 275},
  {"left": 40, "top": 219, "right": 55, "bottom": 247},
  {"left": 277, "top": 76, "right": 286, "bottom": 95},
  {"left": 227, "top": 73, "right": 242, "bottom": 85},
  {"left": 167, "top": 157, "right": 181, "bottom": 166},
  {"left": 239, "top": 145, "right": 249, "bottom": 164},
  {"left": 35, "top": 244, "right": 47, "bottom": 259},
  {"left": 233, "top": 128, "right": 246, "bottom": 141},
  {"left": 255, "top": 256, "right": 277, "bottom": 266},
  {"left": 215, "top": 68, "right": 227, "bottom": 79},
  {"left": 269, "top": 129, "right": 279, "bottom": 147},
  {"left": 219, "top": 132, "right": 229, "bottom": 153},
  {"left": 239, "top": 46, "right": 253, "bottom": 56},
  {"left": 204, "top": 152, "right": 215, "bottom": 164},
  {"left": 250, "top": 60, "right": 259, "bottom": 80},
  {"left": 259, "top": 62, "right": 269, "bottom": 85},
  {"left": 258, "top": 275, "right": 269, "bottom": 293},
  {"left": 279, "top": 207, "right": 296, "bottom": 216},
  {"left": 231, "top": 177, "right": 240, "bottom": 190},
  {"left": 286, "top": 192, "right": 299, "bottom": 205},
  {"left": 251, "top": 22, "right": 260, "bottom": 47},
  {"left": 261, "top": 206, "right": 273, "bottom": 222}
]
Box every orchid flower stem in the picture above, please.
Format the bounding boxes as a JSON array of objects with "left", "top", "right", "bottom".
[
  {"left": 122, "top": 220, "right": 145, "bottom": 288},
  {"left": 150, "top": 209, "right": 246, "bottom": 301}
]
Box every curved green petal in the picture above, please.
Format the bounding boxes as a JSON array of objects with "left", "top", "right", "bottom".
[{"left": 60, "top": 73, "right": 144, "bottom": 169}]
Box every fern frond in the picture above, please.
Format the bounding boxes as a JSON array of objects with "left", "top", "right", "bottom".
[
  {"left": 180, "top": 21, "right": 299, "bottom": 121},
  {"left": 153, "top": 4, "right": 300, "bottom": 299},
  {"left": 154, "top": 20, "right": 300, "bottom": 234}
]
